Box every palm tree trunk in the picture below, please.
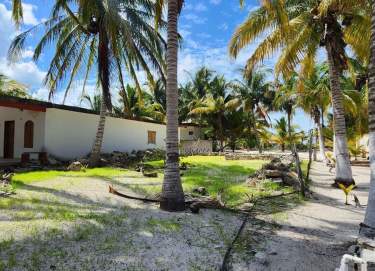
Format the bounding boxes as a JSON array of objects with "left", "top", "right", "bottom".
[
  {"left": 88, "top": 98, "right": 107, "bottom": 167},
  {"left": 361, "top": 2, "right": 375, "bottom": 238},
  {"left": 314, "top": 109, "right": 328, "bottom": 163},
  {"left": 88, "top": 29, "right": 111, "bottom": 168},
  {"left": 287, "top": 111, "right": 292, "bottom": 151},
  {"left": 160, "top": 0, "right": 185, "bottom": 212},
  {"left": 218, "top": 114, "right": 224, "bottom": 152},
  {"left": 326, "top": 44, "right": 354, "bottom": 186}
]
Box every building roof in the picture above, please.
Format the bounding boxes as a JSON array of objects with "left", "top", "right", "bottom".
[{"left": 0, "top": 94, "right": 201, "bottom": 127}]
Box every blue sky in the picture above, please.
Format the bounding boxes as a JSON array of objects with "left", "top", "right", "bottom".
[{"left": 0, "top": 0, "right": 314, "bottom": 131}]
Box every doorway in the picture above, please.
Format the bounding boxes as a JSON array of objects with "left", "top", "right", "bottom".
[{"left": 4, "top": 121, "right": 15, "bottom": 159}]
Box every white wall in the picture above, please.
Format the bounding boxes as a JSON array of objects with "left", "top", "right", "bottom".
[
  {"left": 0, "top": 106, "right": 45, "bottom": 158},
  {"left": 179, "top": 126, "right": 201, "bottom": 141},
  {"left": 44, "top": 108, "right": 167, "bottom": 160}
]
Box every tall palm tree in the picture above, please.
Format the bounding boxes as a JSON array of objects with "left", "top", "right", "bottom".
[
  {"left": 230, "top": 0, "right": 369, "bottom": 186},
  {"left": 9, "top": 0, "right": 166, "bottom": 167},
  {"left": 361, "top": 0, "right": 375, "bottom": 239},
  {"left": 298, "top": 64, "right": 331, "bottom": 162},
  {"left": 190, "top": 76, "right": 239, "bottom": 151},
  {"left": 274, "top": 74, "right": 298, "bottom": 147},
  {"left": 232, "top": 69, "right": 272, "bottom": 153},
  {"left": 156, "top": 0, "right": 186, "bottom": 211}
]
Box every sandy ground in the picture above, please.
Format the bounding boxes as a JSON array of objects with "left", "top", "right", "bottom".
[
  {"left": 234, "top": 162, "right": 370, "bottom": 271},
  {"left": 0, "top": 161, "right": 370, "bottom": 271}
]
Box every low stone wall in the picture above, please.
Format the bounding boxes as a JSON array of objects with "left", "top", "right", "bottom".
[
  {"left": 225, "top": 153, "right": 286, "bottom": 161},
  {"left": 180, "top": 140, "right": 213, "bottom": 155}
]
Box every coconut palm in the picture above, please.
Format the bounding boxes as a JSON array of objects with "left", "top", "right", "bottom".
[
  {"left": 361, "top": 0, "right": 375, "bottom": 238},
  {"left": 190, "top": 76, "right": 239, "bottom": 151},
  {"left": 229, "top": 0, "right": 370, "bottom": 186},
  {"left": 298, "top": 64, "right": 331, "bottom": 162},
  {"left": 155, "top": 0, "right": 185, "bottom": 211},
  {"left": 81, "top": 92, "right": 102, "bottom": 113},
  {"left": 9, "top": 0, "right": 166, "bottom": 167},
  {"left": 274, "top": 74, "right": 298, "bottom": 146},
  {"left": 232, "top": 69, "right": 273, "bottom": 153},
  {"left": 0, "top": 74, "right": 29, "bottom": 98},
  {"left": 272, "top": 117, "right": 289, "bottom": 152}
]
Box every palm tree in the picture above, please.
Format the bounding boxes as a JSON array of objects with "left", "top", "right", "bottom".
[
  {"left": 190, "top": 76, "right": 239, "bottom": 151},
  {"left": 9, "top": 0, "right": 166, "bottom": 167},
  {"left": 274, "top": 74, "right": 298, "bottom": 148},
  {"left": 298, "top": 64, "right": 331, "bottom": 163},
  {"left": 272, "top": 117, "right": 289, "bottom": 152},
  {"left": 0, "top": 74, "right": 29, "bottom": 98},
  {"left": 229, "top": 0, "right": 369, "bottom": 186},
  {"left": 361, "top": 0, "right": 375, "bottom": 239},
  {"left": 273, "top": 117, "right": 302, "bottom": 152},
  {"left": 156, "top": 0, "right": 186, "bottom": 211},
  {"left": 232, "top": 69, "right": 272, "bottom": 153},
  {"left": 81, "top": 92, "right": 102, "bottom": 113}
]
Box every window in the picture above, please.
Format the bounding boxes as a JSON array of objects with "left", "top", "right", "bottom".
[
  {"left": 148, "top": 131, "right": 156, "bottom": 144},
  {"left": 24, "top": 121, "right": 34, "bottom": 148},
  {"left": 188, "top": 131, "right": 194, "bottom": 136}
]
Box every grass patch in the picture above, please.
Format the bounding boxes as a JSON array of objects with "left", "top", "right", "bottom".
[
  {"left": 12, "top": 167, "right": 129, "bottom": 188},
  {"left": 146, "top": 218, "right": 181, "bottom": 232},
  {"left": 139, "top": 156, "right": 290, "bottom": 207}
]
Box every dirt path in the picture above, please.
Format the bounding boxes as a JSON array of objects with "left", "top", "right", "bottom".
[{"left": 241, "top": 162, "right": 370, "bottom": 271}]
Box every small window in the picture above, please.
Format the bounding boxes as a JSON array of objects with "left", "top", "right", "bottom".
[
  {"left": 188, "top": 131, "right": 194, "bottom": 135},
  {"left": 148, "top": 131, "right": 156, "bottom": 144},
  {"left": 24, "top": 121, "right": 34, "bottom": 148}
]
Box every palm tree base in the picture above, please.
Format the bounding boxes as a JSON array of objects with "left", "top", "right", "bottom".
[
  {"left": 160, "top": 197, "right": 186, "bottom": 212},
  {"left": 359, "top": 223, "right": 375, "bottom": 239},
  {"left": 332, "top": 178, "right": 356, "bottom": 188}
]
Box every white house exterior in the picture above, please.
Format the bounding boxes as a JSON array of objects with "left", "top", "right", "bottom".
[{"left": 0, "top": 95, "right": 211, "bottom": 161}]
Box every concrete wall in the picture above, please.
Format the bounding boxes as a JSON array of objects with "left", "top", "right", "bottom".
[
  {"left": 179, "top": 126, "right": 201, "bottom": 141},
  {"left": 44, "top": 108, "right": 167, "bottom": 160},
  {"left": 0, "top": 106, "right": 45, "bottom": 158}
]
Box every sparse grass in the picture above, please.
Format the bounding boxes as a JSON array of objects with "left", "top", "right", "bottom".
[
  {"left": 12, "top": 167, "right": 129, "bottom": 188},
  {"left": 0, "top": 155, "right": 307, "bottom": 270},
  {"left": 146, "top": 218, "right": 182, "bottom": 232},
  {"left": 137, "top": 156, "right": 293, "bottom": 207}
]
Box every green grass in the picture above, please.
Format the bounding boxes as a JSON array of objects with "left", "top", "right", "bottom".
[
  {"left": 136, "top": 156, "right": 291, "bottom": 207},
  {"left": 12, "top": 167, "right": 129, "bottom": 187},
  {"left": 7, "top": 156, "right": 299, "bottom": 208}
]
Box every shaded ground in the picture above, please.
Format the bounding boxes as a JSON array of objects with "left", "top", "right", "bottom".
[{"left": 231, "top": 162, "right": 369, "bottom": 271}]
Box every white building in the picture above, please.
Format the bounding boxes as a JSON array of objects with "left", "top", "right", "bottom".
[{"left": 0, "top": 95, "right": 212, "bottom": 162}]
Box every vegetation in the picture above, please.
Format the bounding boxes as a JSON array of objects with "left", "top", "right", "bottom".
[
  {"left": 7, "top": 0, "right": 375, "bottom": 239},
  {"left": 0, "top": 74, "right": 29, "bottom": 98}
]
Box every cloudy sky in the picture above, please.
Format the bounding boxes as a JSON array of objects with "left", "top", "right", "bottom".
[{"left": 0, "top": 0, "right": 314, "bottom": 131}]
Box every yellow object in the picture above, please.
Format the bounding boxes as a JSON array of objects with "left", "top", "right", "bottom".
[{"left": 338, "top": 183, "right": 355, "bottom": 205}]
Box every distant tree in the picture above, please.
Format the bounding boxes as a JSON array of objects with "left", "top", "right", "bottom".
[
  {"left": 0, "top": 74, "right": 29, "bottom": 98},
  {"left": 81, "top": 93, "right": 102, "bottom": 113},
  {"left": 189, "top": 76, "right": 239, "bottom": 151},
  {"left": 233, "top": 68, "right": 272, "bottom": 153}
]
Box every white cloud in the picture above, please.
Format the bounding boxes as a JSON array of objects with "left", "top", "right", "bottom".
[
  {"left": 183, "top": 13, "right": 207, "bottom": 24},
  {"left": 22, "top": 3, "right": 39, "bottom": 25},
  {"left": 184, "top": 3, "right": 207, "bottom": 12},
  {"left": 0, "top": 3, "right": 46, "bottom": 93},
  {"left": 0, "top": 60, "right": 45, "bottom": 88}
]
